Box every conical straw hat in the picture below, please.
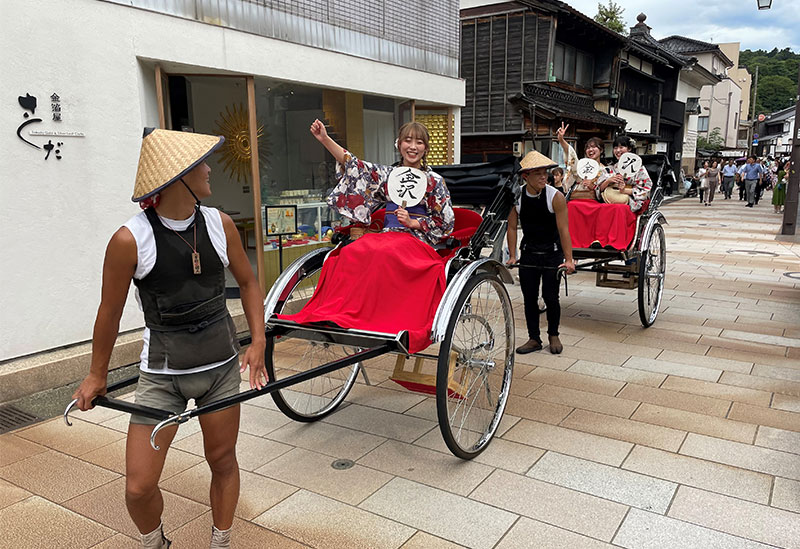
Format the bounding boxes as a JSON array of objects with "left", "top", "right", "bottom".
[
  {"left": 519, "top": 150, "right": 557, "bottom": 172},
  {"left": 132, "top": 128, "right": 224, "bottom": 202}
]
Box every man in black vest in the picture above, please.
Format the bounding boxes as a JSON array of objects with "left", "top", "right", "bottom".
[
  {"left": 507, "top": 150, "right": 575, "bottom": 354},
  {"left": 73, "top": 129, "right": 266, "bottom": 549}
]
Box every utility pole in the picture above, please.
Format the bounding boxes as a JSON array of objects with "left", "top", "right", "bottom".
[
  {"left": 780, "top": 62, "right": 800, "bottom": 235},
  {"left": 749, "top": 65, "right": 759, "bottom": 156}
]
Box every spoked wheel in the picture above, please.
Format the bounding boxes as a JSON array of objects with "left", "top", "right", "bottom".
[
  {"left": 638, "top": 223, "right": 666, "bottom": 327},
  {"left": 267, "top": 266, "right": 360, "bottom": 421},
  {"left": 436, "top": 272, "right": 514, "bottom": 459}
]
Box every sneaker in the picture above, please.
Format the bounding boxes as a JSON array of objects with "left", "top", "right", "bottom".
[
  {"left": 548, "top": 335, "right": 563, "bottom": 354},
  {"left": 516, "top": 339, "right": 543, "bottom": 354}
]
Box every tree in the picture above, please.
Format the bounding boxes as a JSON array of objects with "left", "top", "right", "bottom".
[
  {"left": 594, "top": 1, "right": 627, "bottom": 35},
  {"left": 697, "top": 127, "right": 724, "bottom": 151}
]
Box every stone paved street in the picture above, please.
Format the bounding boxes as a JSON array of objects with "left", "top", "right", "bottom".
[{"left": 1, "top": 195, "right": 799, "bottom": 548}]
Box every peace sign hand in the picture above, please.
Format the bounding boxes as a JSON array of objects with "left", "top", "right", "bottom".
[{"left": 556, "top": 122, "right": 569, "bottom": 143}]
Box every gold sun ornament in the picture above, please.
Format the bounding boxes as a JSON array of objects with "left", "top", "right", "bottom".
[{"left": 214, "top": 103, "right": 271, "bottom": 183}]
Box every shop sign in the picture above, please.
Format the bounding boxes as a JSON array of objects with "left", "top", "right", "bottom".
[{"left": 15, "top": 91, "right": 84, "bottom": 160}]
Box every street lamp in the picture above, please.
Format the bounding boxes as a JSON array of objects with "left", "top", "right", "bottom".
[{"left": 757, "top": 0, "right": 772, "bottom": 8}]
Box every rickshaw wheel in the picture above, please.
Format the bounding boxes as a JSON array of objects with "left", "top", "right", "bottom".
[
  {"left": 267, "top": 266, "right": 360, "bottom": 422},
  {"left": 436, "top": 272, "right": 514, "bottom": 459},
  {"left": 638, "top": 223, "right": 666, "bottom": 327}
]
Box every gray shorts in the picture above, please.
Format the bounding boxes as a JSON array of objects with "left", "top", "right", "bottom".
[{"left": 131, "top": 356, "right": 241, "bottom": 425}]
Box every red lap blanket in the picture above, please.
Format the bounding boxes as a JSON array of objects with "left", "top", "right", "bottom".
[
  {"left": 567, "top": 200, "right": 636, "bottom": 250},
  {"left": 277, "top": 231, "right": 447, "bottom": 353}
]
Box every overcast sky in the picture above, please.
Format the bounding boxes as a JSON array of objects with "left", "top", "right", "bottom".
[{"left": 564, "top": 0, "right": 799, "bottom": 53}]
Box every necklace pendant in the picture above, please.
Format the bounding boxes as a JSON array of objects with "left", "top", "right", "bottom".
[{"left": 192, "top": 252, "right": 202, "bottom": 275}]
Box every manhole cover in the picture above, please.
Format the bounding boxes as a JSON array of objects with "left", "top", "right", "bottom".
[
  {"left": 0, "top": 406, "right": 39, "bottom": 435},
  {"left": 726, "top": 249, "right": 779, "bottom": 257},
  {"left": 783, "top": 272, "right": 800, "bottom": 280},
  {"left": 331, "top": 459, "right": 355, "bottom": 470}
]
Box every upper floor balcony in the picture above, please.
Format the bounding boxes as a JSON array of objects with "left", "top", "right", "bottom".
[{"left": 103, "top": 0, "right": 459, "bottom": 77}]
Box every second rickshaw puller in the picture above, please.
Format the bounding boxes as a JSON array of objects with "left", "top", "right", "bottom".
[{"left": 507, "top": 150, "right": 576, "bottom": 355}]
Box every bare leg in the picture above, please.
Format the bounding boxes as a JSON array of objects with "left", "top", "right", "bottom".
[
  {"left": 125, "top": 423, "right": 178, "bottom": 534},
  {"left": 199, "top": 404, "right": 241, "bottom": 530}
]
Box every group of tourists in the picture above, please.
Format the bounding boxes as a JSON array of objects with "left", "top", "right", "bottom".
[
  {"left": 691, "top": 155, "right": 789, "bottom": 211},
  {"left": 73, "top": 118, "right": 658, "bottom": 548}
]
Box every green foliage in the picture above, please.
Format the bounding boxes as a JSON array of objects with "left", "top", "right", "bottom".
[
  {"left": 594, "top": 1, "right": 627, "bottom": 35},
  {"left": 739, "top": 48, "right": 799, "bottom": 115},
  {"left": 697, "top": 127, "right": 724, "bottom": 151}
]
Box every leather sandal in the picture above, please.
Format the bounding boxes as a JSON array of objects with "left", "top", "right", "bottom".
[
  {"left": 548, "top": 335, "right": 563, "bottom": 354},
  {"left": 516, "top": 339, "right": 543, "bottom": 354}
]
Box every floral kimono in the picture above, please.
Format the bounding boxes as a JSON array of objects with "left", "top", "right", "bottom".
[{"left": 327, "top": 151, "right": 455, "bottom": 246}]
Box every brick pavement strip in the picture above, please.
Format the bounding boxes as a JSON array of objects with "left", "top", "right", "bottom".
[{"left": 5, "top": 195, "right": 800, "bottom": 547}]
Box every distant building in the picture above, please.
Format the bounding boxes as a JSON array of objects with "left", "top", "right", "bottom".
[
  {"left": 660, "top": 36, "right": 745, "bottom": 158},
  {"left": 755, "top": 105, "right": 796, "bottom": 159}
]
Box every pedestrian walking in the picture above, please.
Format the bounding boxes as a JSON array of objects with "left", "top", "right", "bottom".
[
  {"left": 721, "top": 159, "right": 737, "bottom": 199},
  {"left": 704, "top": 161, "right": 720, "bottom": 206},
  {"left": 506, "top": 150, "right": 575, "bottom": 355},
  {"left": 741, "top": 155, "right": 764, "bottom": 207},
  {"left": 697, "top": 161, "right": 709, "bottom": 204},
  {"left": 773, "top": 159, "right": 789, "bottom": 213},
  {"left": 72, "top": 128, "right": 267, "bottom": 549}
]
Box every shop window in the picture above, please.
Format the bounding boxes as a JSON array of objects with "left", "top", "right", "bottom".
[{"left": 416, "top": 110, "right": 453, "bottom": 166}]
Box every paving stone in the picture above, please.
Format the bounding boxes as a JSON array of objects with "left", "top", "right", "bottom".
[
  {"left": 62, "top": 477, "right": 208, "bottom": 539},
  {"left": 161, "top": 462, "right": 297, "bottom": 519},
  {"left": 470, "top": 469, "right": 628, "bottom": 542},
  {"left": 172, "top": 430, "right": 293, "bottom": 472},
  {"left": 523, "top": 367, "right": 625, "bottom": 395},
  {"left": 254, "top": 447, "right": 391, "bottom": 505},
  {"left": 755, "top": 425, "right": 800, "bottom": 455},
  {"left": 622, "top": 356, "right": 722, "bottom": 383},
  {"left": 771, "top": 477, "right": 800, "bottom": 513},
  {"left": 266, "top": 419, "right": 386, "bottom": 461},
  {"left": 529, "top": 384, "right": 640, "bottom": 418},
  {"left": 622, "top": 445, "right": 772, "bottom": 504},
  {"left": 503, "top": 394, "right": 573, "bottom": 424},
  {"left": 728, "top": 402, "right": 800, "bottom": 432},
  {"left": 660, "top": 376, "right": 771, "bottom": 406},
  {"left": 680, "top": 433, "right": 800, "bottom": 480},
  {"left": 527, "top": 451, "right": 676, "bottom": 512},
  {"left": 254, "top": 489, "right": 414, "bottom": 549},
  {"left": 772, "top": 393, "right": 800, "bottom": 413},
  {"left": 0, "top": 477, "right": 30, "bottom": 510},
  {"left": 668, "top": 486, "right": 800, "bottom": 548},
  {"left": 566, "top": 360, "right": 666, "bottom": 387},
  {"left": 0, "top": 433, "right": 47, "bottom": 467},
  {"left": 238, "top": 403, "right": 293, "bottom": 437},
  {"left": 400, "top": 531, "right": 466, "bottom": 548},
  {"left": 720, "top": 371, "right": 800, "bottom": 397},
  {"left": 613, "top": 508, "right": 775, "bottom": 549},
  {"left": 166, "top": 512, "right": 306, "bottom": 548},
  {"left": 631, "top": 403, "right": 756, "bottom": 443},
  {"left": 559, "top": 409, "right": 685, "bottom": 452},
  {"left": 360, "top": 477, "right": 516, "bottom": 549},
  {"left": 80, "top": 437, "right": 203, "bottom": 479},
  {"left": 0, "top": 496, "right": 114, "bottom": 549},
  {"left": 574, "top": 337, "right": 661, "bottom": 359},
  {"left": 752, "top": 364, "right": 800, "bottom": 383},
  {"left": 345, "top": 383, "right": 428, "bottom": 413},
  {"left": 618, "top": 383, "right": 731, "bottom": 416},
  {"left": 0, "top": 450, "right": 119, "bottom": 503},
  {"left": 495, "top": 516, "right": 614, "bottom": 548},
  {"left": 412, "top": 429, "right": 545, "bottom": 475},
  {"left": 503, "top": 419, "right": 633, "bottom": 466},
  {"left": 322, "top": 403, "right": 436, "bottom": 442},
  {"left": 16, "top": 417, "right": 126, "bottom": 457}
]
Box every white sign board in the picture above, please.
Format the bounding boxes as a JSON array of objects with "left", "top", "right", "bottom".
[{"left": 387, "top": 167, "right": 426, "bottom": 207}]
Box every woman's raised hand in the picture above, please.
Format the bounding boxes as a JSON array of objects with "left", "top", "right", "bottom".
[
  {"left": 310, "top": 119, "right": 328, "bottom": 142},
  {"left": 556, "top": 122, "right": 569, "bottom": 143}
]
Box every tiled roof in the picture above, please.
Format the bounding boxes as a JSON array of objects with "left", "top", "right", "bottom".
[
  {"left": 659, "top": 35, "right": 734, "bottom": 67},
  {"left": 518, "top": 84, "right": 625, "bottom": 126}
]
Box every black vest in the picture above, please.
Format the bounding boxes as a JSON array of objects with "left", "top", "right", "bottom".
[
  {"left": 520, "top": 188, "right": 561, "bottom": 254},
  {"left": 133, "top": 207, "right": 239, "bottom": 371}
]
